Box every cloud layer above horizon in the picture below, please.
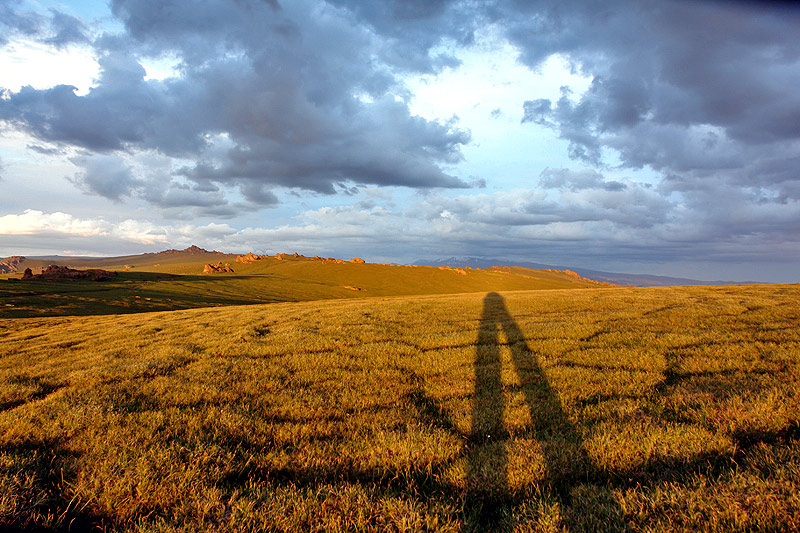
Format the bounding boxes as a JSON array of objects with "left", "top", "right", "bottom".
[{"left": 1, "top": 0, "right": 799, "bottom": 281}]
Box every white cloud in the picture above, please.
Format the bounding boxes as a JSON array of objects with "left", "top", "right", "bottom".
[
  {"left": 404, "top": 30, "right": 591, "bottom": 126},
  {"left": 115, "top": 219, "right": 168, "bottom": 244},
  {"left": 0, "top": 209, "right": 108, "bottom": 236},
  {"left": 0, "top": 209, "right": 167, "bottom": 244},
  {"left": 0, "top": 39, "right": 99, "bottom": 95}
]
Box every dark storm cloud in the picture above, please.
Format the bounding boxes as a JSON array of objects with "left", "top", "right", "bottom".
[
  {"left": 514, "top": 0, "right": 800, "bottom": 179},
  {"left": 0, "top": 1, "right": 88, "bottom": 46},
  {"left": 144, "top": 183, "right": 231, "bottom": 210},
  {"left": 44, "top": 9, "right": 90, "bottom": 47},
  {"left": 69, "top": 153, "right": 141, "bottom": 200},
  {"left": 27, "top": 143, "right": 66, "bottom": 155},
  {"left": 0, "top": 0, "right": 472, "bottom": 211},
  {"left": 0, "top": 0, "right": 42, "bottom": 45},
  {"left": 328, "top": 0, "right": 479, "bottom": 72},
  {"left": 508, "top": 0, "right": 800, "bottom": 269}
]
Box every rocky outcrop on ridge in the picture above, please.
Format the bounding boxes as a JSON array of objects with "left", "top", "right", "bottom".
[
  {"left": 233, "top": 251, "right": 373, "bottom": 265},
  {"left": 235, "top": 252, "right": 261, "bottom": 263},
  {"left": 542, "top": 268, "right": 613, "bottom": 284},
  {"left": 203, "top": 262, "right": 234, "bottom": 273},
  {"left": 0, "top": 256, "right": 25, "bottom": 274},
  {"left": 149, "top": 245, "right": 223, "bottom": 256},
  {"left": 22, "top": 265, "right": 116, "bottom": 281},
  {"left": 437, "top": 266, "right": 468, "bottom": 275}
]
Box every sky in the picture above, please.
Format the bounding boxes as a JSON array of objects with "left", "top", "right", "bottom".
[{"left": 1, "top": 0, "right": 799, "bottom": 282}]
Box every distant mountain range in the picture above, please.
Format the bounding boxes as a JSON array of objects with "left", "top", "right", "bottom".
[{"left": 414, "top": 257, "right": 764, "bottom": 287}]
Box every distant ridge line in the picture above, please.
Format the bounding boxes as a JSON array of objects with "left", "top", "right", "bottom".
[
  {"left": 414, "top": 257, "right": 765, "bottom": 287},
  {"left": 3, "top": 247, "right": 765, "bottom": 286},
  {"left": 146, "top": 245, "right": 224, "bottom": 256}
]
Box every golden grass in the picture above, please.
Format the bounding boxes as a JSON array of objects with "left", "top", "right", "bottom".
[
  {"left": 0, "top": 284, "right": 798, "bottom": 531},
  {"left": 0, "top": 257, "right": 602, "bottom": 319}
]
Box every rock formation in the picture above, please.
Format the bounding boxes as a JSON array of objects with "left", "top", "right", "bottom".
[
  {"left": 22, "top": 265, "right": 116, "bottom": 281},
  {"left": 149, "top": 245, "right": 223, "bottom": 256},
  {"left": 203, "top": 262, "right": 234, "bottom": 273},
  {"left": 226, "top": 251, "right": 372, "bottom": 266},
  {"left": 235, "top": 252, "right": 261, "bottom": 263},
  {"left": 437, "top": 266, "right": 468, "bottom": 275},
  {"left": 0, "top": 256, "right": 26, "bottom": 274}
]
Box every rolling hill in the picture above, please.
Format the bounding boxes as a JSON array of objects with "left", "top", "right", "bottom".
[{"left": 0, "top": 247, "right": 610, "bottom": 318}]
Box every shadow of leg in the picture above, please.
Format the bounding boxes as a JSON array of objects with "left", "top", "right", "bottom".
[
  {"left": 494, "top": 292, "right": 590, "bottom": 495},
  {"left": 466, "top": 294, "right": 508, "bottom": 528},
  {"left": 480, "top": 292, "right": 628, "bottom": 531}
]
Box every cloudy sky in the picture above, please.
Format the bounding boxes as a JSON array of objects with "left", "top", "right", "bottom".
[{"left": 1, "top": 0, "right": 799, "bottom": 282}]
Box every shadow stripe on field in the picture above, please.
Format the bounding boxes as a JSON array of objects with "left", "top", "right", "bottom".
[{"left": 466, "top": 292, "right": 624, "bottom": 529}]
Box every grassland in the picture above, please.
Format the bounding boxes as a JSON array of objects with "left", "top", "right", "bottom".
[
  {"left": 1, "top": 283, "right": 798, "bottom": 531},
  {"left": 0, "top": 254, "right": 602, "bottom": 318}
]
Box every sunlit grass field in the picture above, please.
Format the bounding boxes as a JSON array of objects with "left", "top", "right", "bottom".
[
  {"left": 1, "top": 284, "right": 799, "bottom": 531},
  {"left": 0, "top": 257, "right": 601, "bottom": 318}
]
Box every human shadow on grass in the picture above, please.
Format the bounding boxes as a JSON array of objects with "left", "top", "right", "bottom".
[
  {"left": 0, "top": 438, "right": 110, "bottom": 531},
  {"left": 466, "top": 292, "right": 625, "bottom": 531}
]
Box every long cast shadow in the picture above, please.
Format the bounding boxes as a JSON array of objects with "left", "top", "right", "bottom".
[{"left": 467, "top": 292, "right": 623, "bottom": 530}]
